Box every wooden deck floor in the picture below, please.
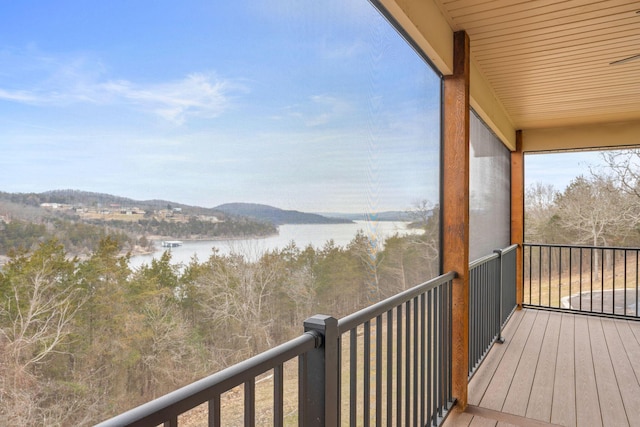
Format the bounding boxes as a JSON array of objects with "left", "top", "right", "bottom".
[{"left": 444, "top": 309, "right": 640, "bottom": 427}]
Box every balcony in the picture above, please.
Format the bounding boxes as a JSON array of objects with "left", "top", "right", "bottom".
[
  {"left": 444, "top": 243, "right": 640, "bottom": 427},
  {"left": 96, "top": 242, "right": 640, "bottom": 426},
  {"left": 92, "top": 1, "right": 640, "bottom": 424},
  {"left": 0, "top": 0, "right": 636, "bottom": 424},
  {"left": 446, "top": 308, "right": 640, "bottom": 427}
]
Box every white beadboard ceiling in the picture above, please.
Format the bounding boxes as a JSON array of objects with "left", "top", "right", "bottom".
[{"left": 433, "top": 0, "right": 640, "bottom": 129}]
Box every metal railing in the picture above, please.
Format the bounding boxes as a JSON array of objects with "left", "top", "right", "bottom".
[
  {"left": 95, "top": 332, "right": 319, "bottom": 427},
  {"left": 337, "top": 271, "right": 456, "bottom": 426},
  {"left": 524, "top": 243, "right": 640, "bottom": 319},
  {"left": 498, "top": 245, "right": 518, "bottom": 327},
  {"left": 96, "top": 272, "right": 456, "bottom": 427},
  {"left": 468, "top": 244, "right": 517, "bottom": 377}
]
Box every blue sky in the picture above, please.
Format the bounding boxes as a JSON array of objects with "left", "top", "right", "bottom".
[
  {"left": 0, "top": 0, "right": 442, "bottom": 213},
  {"left": 1, "top": 1, "right": 602, "bottom": 214},
  {"left": 525, "top": 150, "right": 606, "bottom": 192}
]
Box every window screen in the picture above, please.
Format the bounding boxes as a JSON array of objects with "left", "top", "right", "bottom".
[{"left": 469, "top": 111, "right": 511, "bottom": 261}]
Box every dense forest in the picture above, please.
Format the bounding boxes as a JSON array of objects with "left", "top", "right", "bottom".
[
  {"left": 0, "top": 218, "right": 136, "bottom": 257},
  {"left": 0, "top": 207, "right": 439, "bottom": 425}
]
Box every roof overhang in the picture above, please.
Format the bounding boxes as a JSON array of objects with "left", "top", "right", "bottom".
[{"left": 378, "top": 0, "right": 640, "bottom": 152}]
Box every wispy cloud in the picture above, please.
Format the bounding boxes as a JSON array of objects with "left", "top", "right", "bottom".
[
  {"left": 277, "top": 94, "right": 353, "bottom": 127},
  {"left": 0, "top": 88, "right": 42, "bottom": 103},
  {"left": 0, "top": 50, "right": 245, "bottom": 124},
  {"left": 100, "top": 73, "right": 245, "bottom": 124}
]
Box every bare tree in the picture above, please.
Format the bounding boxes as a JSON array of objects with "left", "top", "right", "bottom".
[
  {"left": 196, "top": 252, "right": 282, "bottom": 363},
  {"left": 348, "top": 230, "right": 384, "bottom": 301},
  {"left": 378, "top": 201, "right": 440, "bottom": 294},
  {"left": 411, "top": 201, "right": 440, "bottom": 279},
  {"left": 557, "top": 175, "right": 638, "bottom": 246},
  {"left": 525, "top": 182, "right": 559, "bottom": 242},
  {"left": 555, "top": 175, "right": 639, "bottom": 277},
  {"left": 0, "top": 241, "right": 85, "bottom": 425},
  {"left": 595, "top": 148, "right": 640, "bottom": 198}
]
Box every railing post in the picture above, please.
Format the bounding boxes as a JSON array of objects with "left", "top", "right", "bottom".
[
  {"left": 300, "top": 315, "right": 339, "bottom": 427},
  {"left": 494, "top": 249, "right": 506, "bottom": 344}
]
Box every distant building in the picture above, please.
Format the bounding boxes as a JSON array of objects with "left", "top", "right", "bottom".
[{"left": 40, "top": 203, "right": 72, "bottom": 209}]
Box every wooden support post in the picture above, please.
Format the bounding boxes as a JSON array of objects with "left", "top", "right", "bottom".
[
  {"left": 442, "top": 30, "right": 470, "bottom": 410},
  {"left": 511, "top": 130, "right": 524, "bottom": 307}
]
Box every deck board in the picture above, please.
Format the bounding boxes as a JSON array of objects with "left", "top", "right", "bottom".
[
  {"left": 502, "top": 310, "right": 549, "bottom": 416},
  {"left": 627, "top": 319, "right": 640, "bottom": 343},
  {"left": 614, "top": 321, "right": 640, "bottom": 383},
  {"left": 587, "top": 316, "right": 627, "bottom": 426},
  {"left": 446, "top": 310, "right": 640, "bottom": 427},
  {"left": 470, "top": 417, "right": 498, "bottom": 427},
  {"left": 479, "top": 310, "right": 537, "bottom": 411},
  {"left": 601, "top": 319, "right": 640, "bottom": 426},
  {"left": 468, "top": 310, "right": 524, "bottom": 406},
  {"left": 550, "top": 313, "right": 576, "bottom": 427},
  {"left": 526, "top": 311, "right": 561, "bottom": 423},
  {"left": 444, "top": 409, "right": 474, "bottom": 427},
  {"left": 573, "top": 315, "right": 602, "bottom": 427}
]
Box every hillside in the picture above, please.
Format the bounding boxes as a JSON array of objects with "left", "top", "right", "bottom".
[
  {"left": 36, "top": 190, "right": 225, "bottom": 217},
  {"left": 214, "top": 203, "right": 353, "bottom": 225},
  {"left": 0, "top": 191, "right": 278, "bottom": 255}
]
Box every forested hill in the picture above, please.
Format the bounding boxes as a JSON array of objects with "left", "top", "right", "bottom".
[
  {"left": 0, "top": 190, "right": 278, "bottom": 256},
  {"left": 5, "top": 189, "right": 223, "bottom": 217},
  {"left": 215, "top": 203, "right": 353, "bottom": 225}
]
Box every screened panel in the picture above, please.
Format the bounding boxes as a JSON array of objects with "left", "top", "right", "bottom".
[
  {"left": 1, "top": 0, "right": 442, "bottom": 424},
  {"left": 469, "top": 111, "right": 511, "bottom": 261}
]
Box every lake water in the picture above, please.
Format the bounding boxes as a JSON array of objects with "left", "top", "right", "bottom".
[{"left": 130, "top": 221, "right": 421, "bottom": 269}]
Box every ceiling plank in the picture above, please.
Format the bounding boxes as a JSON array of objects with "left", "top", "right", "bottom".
[{"left": 429, "top": 0, "right": 640, "bottom": 129}]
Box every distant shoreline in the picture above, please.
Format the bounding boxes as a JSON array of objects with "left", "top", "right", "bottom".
[
  {"left": 146, "top": 231, "right": 279, "bottom": 244},
  {"left": 137, "top": 232, "right": 281, "bottom": 257}
]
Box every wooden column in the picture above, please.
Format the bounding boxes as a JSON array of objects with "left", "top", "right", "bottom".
[
  {"left": 511, "top": 130, "right": 524, "bottom": 307},
  {"left": 442, "top": 30, "right": 470, "bottom": 410}
]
